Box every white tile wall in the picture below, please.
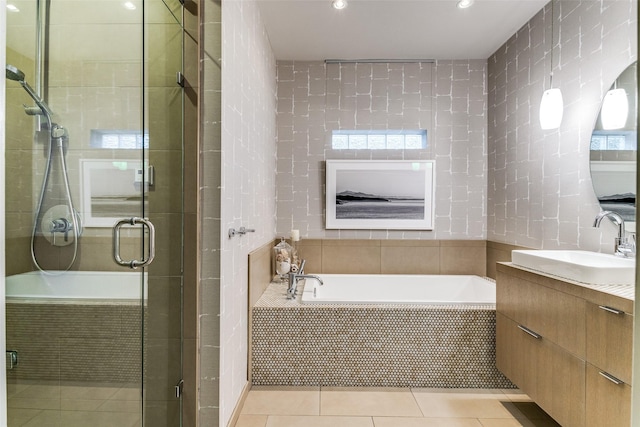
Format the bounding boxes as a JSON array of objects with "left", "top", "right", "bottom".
[
  {"left": 276, "top": 60, "right": 487, "bottom": 240},
  {"left": 487, "top": 0, "right": 637, "bottom": 251},
  {"left": 220, "top": 0, "right": 277, "bottom": 425}
]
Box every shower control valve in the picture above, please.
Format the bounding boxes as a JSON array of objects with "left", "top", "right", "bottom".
[{"left": 50, "top": 218, "right": 73, "bottom": 242}]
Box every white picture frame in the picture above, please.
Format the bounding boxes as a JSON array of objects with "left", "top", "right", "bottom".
[
  {"left": 80, "top": 159, "right": 147, "bottom": 228},
  {"left": 325, "top": 160, "right": 435, "bottom": 230}
]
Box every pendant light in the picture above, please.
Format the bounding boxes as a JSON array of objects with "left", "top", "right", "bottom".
[
  {"left": 601, "top": 85, "right": 629, "bottom": 130},
  {"left": 539, "top": 0, "right": 563, "bottom": 130},
  {"left": 332, "top": 0, "right": 347, "bottom": 10}
]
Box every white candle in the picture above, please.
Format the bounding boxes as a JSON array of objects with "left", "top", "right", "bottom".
[{"left": 290, "top": 229, "right": 300, "bottom": 242}]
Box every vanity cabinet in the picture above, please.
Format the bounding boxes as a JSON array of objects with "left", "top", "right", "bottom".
[
  {"left": 585, "top": 301, "right": 633, "bottom": 427},
  {"left": 496, "top": 313, "right": 585, "bottom": 426},
  {"left": 586, "top": 302, "right": 633, "bottom": 384},
  {"left": 586, "top": 363, "right": 631, "bottom": 427},
  {"left": 496, "top": 263, "right": 633, "bottom": 427}
]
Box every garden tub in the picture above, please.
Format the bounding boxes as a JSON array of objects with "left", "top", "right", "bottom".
[{"left": 251, "top": 274, "right": 512, "bottom": 388}]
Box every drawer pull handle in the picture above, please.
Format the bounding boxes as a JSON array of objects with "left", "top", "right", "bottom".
[
  {"left": 517, "top": 324, "right": 542, "bottom": 340},
  {"left": 598, "top": 305, "right": 624, "bottom": 315},
  {"left": 599, "top": 371, "right": 624, "bottom": 385}
]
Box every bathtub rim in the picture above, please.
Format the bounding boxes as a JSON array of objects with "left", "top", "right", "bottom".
[
  {"left": 5, "top": 270, "right": 148, "bottom": 303},
  {"left": 300, "top": 273, "right": 496, "bottom": 306},
  {"left": 255, "top": 277, "right": 497, "bottom": 310}
]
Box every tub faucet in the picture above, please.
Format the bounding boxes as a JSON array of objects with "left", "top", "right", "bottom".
[
  {"left": 287, "top": 260, "right": 323, "bottom": 299},
  {"left": 593, "top": 210, "right": 635, "bottom": 258}
]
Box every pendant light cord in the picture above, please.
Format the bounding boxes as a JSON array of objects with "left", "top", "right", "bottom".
[{"left": 549, "top": 0, "right": 554, "bottom": 89}]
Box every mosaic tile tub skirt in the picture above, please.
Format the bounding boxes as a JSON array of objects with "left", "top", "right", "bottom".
[
  {"left": 6, "top": 302, "right": 142, "bottom": 382},
  {"left": 251, "top": 283, "right": 514, "bottom": 388}
]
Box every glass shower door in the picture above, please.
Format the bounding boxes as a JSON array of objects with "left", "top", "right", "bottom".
[{"left": 4, "top": 0, "right": 183, "bottom": 426}]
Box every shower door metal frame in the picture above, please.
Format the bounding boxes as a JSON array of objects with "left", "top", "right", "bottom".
[{"left": 0, "top": 1, "right": 8, "bottom": 424}]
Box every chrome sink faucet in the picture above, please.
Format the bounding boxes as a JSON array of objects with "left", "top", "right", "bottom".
[
  {"left": 287, "top": 260, "right": 324, "bottom": 299},
  {"left": 593, "top": 210, "right": 635, "bottom": 258}
]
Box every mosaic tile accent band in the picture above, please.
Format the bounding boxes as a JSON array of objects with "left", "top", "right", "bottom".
[{"left": 252, "top": 283, "right": 514, "bottom": 388}]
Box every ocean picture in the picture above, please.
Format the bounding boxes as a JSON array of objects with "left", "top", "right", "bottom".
[{"left": 335, "top": 169, "right": 426, "bottom": 220}]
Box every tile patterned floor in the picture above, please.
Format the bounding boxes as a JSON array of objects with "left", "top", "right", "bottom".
[
  {"left": 234, "top": 387, "right": 561, "bottom": 427},
  {"left": 7, "top": 380, "right": 140, "bottom": 427}
]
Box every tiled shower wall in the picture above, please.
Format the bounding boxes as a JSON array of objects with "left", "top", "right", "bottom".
[
  {"left": 276, "top": 60, "right": 487, "bottom": 240},
  {"left": 487, "top": 0, "right": 637, "bottom": 251},
  {"left": 220, "top": 0, "right": 277, "bottom": 426},
  {"left": 200, "top": 0, "right": 221, "bottom": 425}
]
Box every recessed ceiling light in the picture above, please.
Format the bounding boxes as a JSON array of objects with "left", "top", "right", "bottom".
[
  {"left": 457, "top": 0, "right": 474, "bottom": 9},
  {"left": 332, "top": 0, "right": 347, "bottom": 10},
  {"left": 6, "top": 4, "right": 20, "bottom": 12},
  {"left": 124, "top": 1, "right": 136, "bottom": 10}
]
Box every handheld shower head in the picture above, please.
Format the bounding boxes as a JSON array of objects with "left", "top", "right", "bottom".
[
  {"left": 6, "top": 64, "right": 26, "bottom": 82},
  {"left": 5, "top": 64, "right": 54, "bottom": 121}
]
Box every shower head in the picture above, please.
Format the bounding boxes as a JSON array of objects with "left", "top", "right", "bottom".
[
  {"left": 6, "top": 64, "right": 26, "bottom": 82},
  {"left": 5, "top": 64, "right": 54, "bottom": 121}
]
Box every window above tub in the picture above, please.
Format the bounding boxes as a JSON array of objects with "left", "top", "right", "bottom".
[
  {"left": 90, "top": 129, "right": 149, "bottom": 150},
  {"left": 331, "top": 130, "right": 427, "bottom": 150}
]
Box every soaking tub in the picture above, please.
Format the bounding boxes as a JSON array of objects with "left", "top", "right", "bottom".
[
  {"left": 252, "top": 273, "right": 512, "bottom": 388},
  {"left": 6, "top": 270, "right": 147, "bottom": 383},
  {"left": 301, "top": 274, "right": 495, "bottom": 305}
]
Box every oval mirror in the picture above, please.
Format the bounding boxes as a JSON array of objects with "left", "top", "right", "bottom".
[{"left": 590, "top": 61, "right": 637, "bottom": 228}]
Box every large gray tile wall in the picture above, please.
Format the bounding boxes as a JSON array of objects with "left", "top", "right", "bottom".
[
  {"left": 221, "top": 1, "right": 277, "bottom": 426},
  {"left": 276, "top": 60, "right": 487, "bottom": 241},
  {"left": 487, "top": 0, "right": 637, "bottom": 250}
]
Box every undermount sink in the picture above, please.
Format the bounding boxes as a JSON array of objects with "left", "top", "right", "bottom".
[{"left": 511, "top": 250, "right": 635, "bottom": 286}]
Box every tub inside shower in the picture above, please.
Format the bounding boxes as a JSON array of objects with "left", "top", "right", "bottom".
[
  {"left": 251, "top": 273, "right": 514, "bottom": 388},
  {"left": 6, "top": 271, "right": 147, "bottom": 383}
]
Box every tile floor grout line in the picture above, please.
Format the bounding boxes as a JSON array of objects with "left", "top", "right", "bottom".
[{"left": 409, "top": 387, "right": 426, "bottom": 418}]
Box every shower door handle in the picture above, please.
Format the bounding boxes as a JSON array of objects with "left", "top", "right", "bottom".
[{"left": 113, "top": 217, "right": 156, "bottom": 269}]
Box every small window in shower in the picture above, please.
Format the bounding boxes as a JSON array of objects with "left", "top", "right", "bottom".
[
  {"left": 331, "top": 130, "right": 427, "bottom": 150},
  {"left": 90, "top": 129, "right": 150, "bottom": 149}
]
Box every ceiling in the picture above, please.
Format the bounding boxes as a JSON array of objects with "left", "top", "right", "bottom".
[{"left": 256, "top": 0, "right": 549, "bottom": 61}]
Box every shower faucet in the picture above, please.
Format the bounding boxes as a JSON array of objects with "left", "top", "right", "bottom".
[{"left": 593, "top": 211, "right": 635, "bottom": 258}]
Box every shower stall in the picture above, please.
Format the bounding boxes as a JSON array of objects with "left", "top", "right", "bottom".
[{"left": 4, "top": 0, "right": 184, "bottom": 425}]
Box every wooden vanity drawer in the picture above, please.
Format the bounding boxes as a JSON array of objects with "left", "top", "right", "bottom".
[
  {"left": 586, "top": 302, "right": 633, "bottom": 385},
  {"left": 586, "top": 363, "right": 631, "bottom": 427},
  {"left": 496, "top": 272, "right": 586, "bottom": 357},
  {"left": 496, "top": 312, "right": 585, "bottom": 427}
]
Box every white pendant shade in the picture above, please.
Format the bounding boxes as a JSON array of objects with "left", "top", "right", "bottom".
[
  {"left": 539, "top": 88, "right": 563, "bottom": 130},
  {"left": 601, "top": 88, "right": 629, "bottom": 130},
  {"left": 332, "top": 0, "right": 347, "bottom": 9}
]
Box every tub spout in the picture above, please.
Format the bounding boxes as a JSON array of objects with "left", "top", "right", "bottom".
[{"left": 287, "top": 271, "right": 323, "bottom": 300}]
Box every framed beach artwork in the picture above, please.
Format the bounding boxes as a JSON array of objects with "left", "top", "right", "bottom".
[
  {"left": 80, "top": 159, "right": 149, "bottom": 227},
  {"left": 325, "top": 160, "right": 435, "bottom": 230}
]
